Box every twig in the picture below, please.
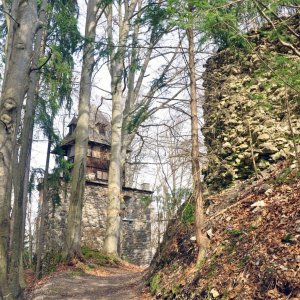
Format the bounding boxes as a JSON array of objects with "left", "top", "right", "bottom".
[
  {"left": 2, "top": 10, "right": 20, "bottom": 26},
  {"left": 30, "top": 50, "right": 52, "bottom": 72}
]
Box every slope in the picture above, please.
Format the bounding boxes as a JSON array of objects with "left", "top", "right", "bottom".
[{"left": 147, "top": 161, "right": 300, "bottom": 299}]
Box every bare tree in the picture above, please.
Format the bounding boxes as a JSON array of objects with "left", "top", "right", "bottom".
[
  {"left": 103, "top": 0, "right": 140, "bottom": 255},
  {"left": 0, "top": 2, "right": 39, "bottom": 298},
  {"left": 9, "top": 0, "right": 48, "bottom": 292},
  {"left": 187, "top": 26, "right": 209, "bottom": 264},
  {"left": 64, "top": 0, "right": 103, "bottom": 260},
  {"left": 103, "top": 0, "right": 181, "bottom": 254}
]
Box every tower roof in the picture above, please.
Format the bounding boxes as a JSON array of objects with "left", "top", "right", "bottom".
[
  {"left": 60, "top": 107, "right": 111, "bottom": 151},
  {"left": 67, "top": 116, "right": 77, "bottom": 127}
]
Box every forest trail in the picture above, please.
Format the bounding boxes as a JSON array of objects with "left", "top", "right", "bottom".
[{"left": 27, "top": 265, "right": 152, "bottom": 300}]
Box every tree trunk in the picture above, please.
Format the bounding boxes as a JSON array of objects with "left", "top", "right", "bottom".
[
  {"left": 27, "top": 193, "right": 33, "bottom": 268},
  {"left": 35, "top": 138, "right": 51, "bottom": 279},
  {"left": 3, "top": 0, "right": 20, "bottom": 83},
  {"left": 9, "top": 0, "right": 47, "bottom": 293},
  {"left": 186, "top": 27, "right": 209, "bottom": 265},
  {"left": 103, "top": 85, "right": 123, "bottom": 255},
  {"left": 103, "top": 0, "right": 139, "bottom": 256},
  {"left": 0, "top": 1, "right": 38, "bottom": 298},
  {"left": 285, "top": 89, "right": 300, "bottom": 170},
  {"left": 63, "top": 0, "right": 98, "bottom": 260}
]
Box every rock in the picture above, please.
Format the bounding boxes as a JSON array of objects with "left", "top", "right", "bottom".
[
  {"left": 223, "top": 142, "right": 232, "bottom": 149},
  {"left": 265, "top": 188, "right": 273, "bottom": 196},
  {"left": 238, "top": 143, "right": 248, "bottom": 150},
  {"left": 251, "top": 200, "right": 266, "bottom": 207},
  {"left": 202, "top": 36, "right": 299, "bottom": 189},
  {"left": 235, "top": 158, "right": 241, "bottom": 164},
  {"left": 290, "top": 163, "right": 298, "bottom": 169},
  {"left": 205, "top": 207, "right": 211, "bottom": 215},
  {"left": 210, "top": 288, "right": 220, "bottom": 298},
  {"left": 252, "top": 216, "right": 263, "bottom": 228},
  {"left": 271, "top": 151, "right": 286, "bottom": 161},
  {"left": 264, "top": 119, "right": 275, "bottom": 127},
  {"left": 231, "top": 67, "right": 240, "bottom": 75},
  {"left": 258, "top": 160, "right": 270, "bottom": 169},
  {"left": 190, "top": 236, "right": 196, "bottom": 241},
  {"left": 253, "top": 183, "right": 272, "bottom": 195},
  {"left": 279, "top": 265, "right": 288, "bottom": 271},
  {"left": 206, "top": 228, "right": 213, "bottom": 239},
  {"left": 260, "top": 142, "right": 279, "bottom": 154},
  {"left": 266, "top": 289, "right": 281, "bottom": 298},
  {"left": 257, "top": 133, "right": 270, "bottom": 142}
]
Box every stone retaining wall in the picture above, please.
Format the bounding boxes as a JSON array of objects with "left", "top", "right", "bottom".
[{"left": 202, "top": 20, "right": 300, "bottom": 189}]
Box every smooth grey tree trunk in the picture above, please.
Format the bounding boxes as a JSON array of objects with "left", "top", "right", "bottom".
[
  {"left": 103, "top": 0, "right": 176, "bottom": 254},
  {"left": 27, "top": 194, "right": 33, "bottom": 268},
  {"left": 9, "top": 0, "right": 48, "bottom": 294},
  {"left": 103, "top": 0, "right": 139, "bottom": 255},
  {"left": 0, "top": 1, "right": 38, "bottom": 299},
  {"left": 103, "top": 82, "right": 123, "bottom": 255},
  {"left": 35, "top": 138, "right": 51, "bottom": 279},
  {"left": 64, "top": 0, "right": 98, "bottom": 260}
]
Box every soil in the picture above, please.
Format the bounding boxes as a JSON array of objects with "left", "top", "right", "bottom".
[{"left": 26, "top": 265, "right": 152, "bottom": 300}]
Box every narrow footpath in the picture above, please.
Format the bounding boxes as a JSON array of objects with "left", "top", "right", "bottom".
[{"left": 27, "top": 266, "right": 152, "bottom": 300}]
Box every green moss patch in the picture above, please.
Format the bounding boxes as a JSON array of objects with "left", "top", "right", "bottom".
[{"left": 81, "top": 246, "right": 120, "bottom": 266}]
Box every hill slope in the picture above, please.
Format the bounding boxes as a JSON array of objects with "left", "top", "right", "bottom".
[{"left": 148, "top": 162, "right": 300, "bottom": 299}]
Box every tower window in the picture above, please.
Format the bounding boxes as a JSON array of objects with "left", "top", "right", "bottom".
[{"left": 97, "top": 123, "right": 106, "bottom": 135}]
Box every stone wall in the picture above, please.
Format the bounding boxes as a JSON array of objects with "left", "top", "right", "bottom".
[
  {"left": 121, "top": 195, "right": 152, "bottom": 265},
  {"left": 46, "top": 181, "right": 153, "bottom": 266},
  {"left": 202, "top": 18, "right": 300, "bottom": 190}
]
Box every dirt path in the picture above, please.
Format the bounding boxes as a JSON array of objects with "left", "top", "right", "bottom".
[{"left": 27, "top": 266, "right": 152, "bottom": 300}]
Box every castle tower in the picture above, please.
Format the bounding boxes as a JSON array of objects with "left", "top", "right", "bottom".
[{"left": 46, "top": 108, "right": 153, "bottom": 266}]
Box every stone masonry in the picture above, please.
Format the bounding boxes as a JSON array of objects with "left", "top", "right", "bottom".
[
  {"left": 45, "top": 108, "right": 154, "bottom": 266},
  {"left": 46, "top": 180, "right": 153, "bottom": 266},
  {"left": 202, "top": 16, "right": 300, "bottom": 190}
]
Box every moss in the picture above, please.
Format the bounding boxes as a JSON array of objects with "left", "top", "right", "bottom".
[
  {"left": 225, "top": 229, "right": 244, "bottom": 237},
  {"left": 149, "top": 273, "right": 162, "bottom": 294},
  {"left": 181, "top": 202, "right": 195, "bottom": 224},
  {"left": 67, "top": 269, "right": 85, "bottom": 277},
  {"left": 43, "top": 250, "right": 64, "bottom": 274},
  {"left": 281, "top": 233, "right": 295, "bottom": 244},
  {"left": 139, "top": 195, "right": 152, "bottom": 206},
  {"left": 206, "top": 262, "right": 219, "bottom": 278},
  {"left": 81, "top": 246, "right": 120, "bottom": 266},
  {"left": 171, "top": 283, "right": 181, "bottom": 295},
  {"left": 221, "top": 290, "right": 229, "bottom": 299}
]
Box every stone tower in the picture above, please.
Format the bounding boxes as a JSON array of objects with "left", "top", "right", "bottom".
[{"left": 46, "top": 108, "right": 153, "bottom": 266}]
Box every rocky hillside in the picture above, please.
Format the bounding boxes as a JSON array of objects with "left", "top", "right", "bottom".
[
  {"left": 202, "top": 14, "right": 300, "bottom": 190},
  {"left": 147, "top": 161, "right": 300, "bottom": 299},
  {"left": 147, "top": 14, "right": 300, "bottom": 300}
]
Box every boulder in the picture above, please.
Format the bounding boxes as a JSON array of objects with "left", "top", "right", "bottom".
[
  {"left": 260, "top": 143, "right": 278, "bottom": 154},
  {"left": 257, "top": 133, "right": 270, "bottom": 142}
]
